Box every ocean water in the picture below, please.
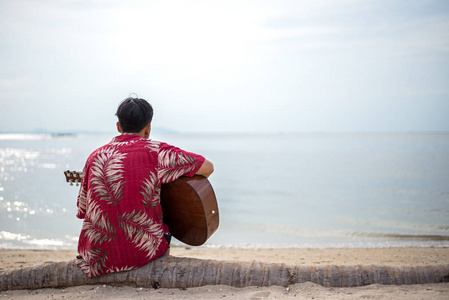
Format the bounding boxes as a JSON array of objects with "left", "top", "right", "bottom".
[{"left": 0, "top": 132, "right": 448, "bottom": 250}]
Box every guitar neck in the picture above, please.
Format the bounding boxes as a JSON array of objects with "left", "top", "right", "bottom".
[{"left": 64, "top": 170, "right": 84, "bottom": 186}]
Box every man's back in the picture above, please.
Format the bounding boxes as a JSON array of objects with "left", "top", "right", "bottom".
[{"left": 76, "top": 134, "right": 206, "bottom": 277}]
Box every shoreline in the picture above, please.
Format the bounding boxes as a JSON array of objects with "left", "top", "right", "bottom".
[
  {"left": 1, "top": 247, "right": 448, "bottom": 299},
  {"left": 1, "top": 246, "right": 448, "bottom": 271}
]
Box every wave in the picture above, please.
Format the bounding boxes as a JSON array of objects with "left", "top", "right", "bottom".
[
  {"left": 0, "top": 231, "right": 78, "bottom": 250},
  {"left": 0, "top": 133, "right": 77, "bottom": 140},
  {"left": 0, "top": 133, "right": 52, "bottom": 141}
]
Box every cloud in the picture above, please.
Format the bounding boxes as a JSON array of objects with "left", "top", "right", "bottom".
[
  {"left": 0, "top": 78, "right": 32, "bottom": 89},
  {"left": 0, "top": 0, "right": 448, "bottom": 133}
]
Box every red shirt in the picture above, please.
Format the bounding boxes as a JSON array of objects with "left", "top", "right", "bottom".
[{"left": 76, "top": 134, "right": 205, "bottom": 277}]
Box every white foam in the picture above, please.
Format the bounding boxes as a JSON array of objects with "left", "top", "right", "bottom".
[{"left": 0, "top": 134, "right": 51, "bottom": 140}]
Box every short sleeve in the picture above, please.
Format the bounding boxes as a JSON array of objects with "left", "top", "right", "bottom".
[{"left": 157, "top": 142, "right": 205, "bottom": 184}]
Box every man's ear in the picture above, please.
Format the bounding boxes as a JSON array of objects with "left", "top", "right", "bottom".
[
  {"left": 116, "top": 122, "right": 122, "bottom": 133},
  {"left": 144, "top": 124, "right": 151, "bottom": 138}
]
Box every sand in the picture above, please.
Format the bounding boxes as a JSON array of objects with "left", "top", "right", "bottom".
[{"left": 1, "top": 246, "right": 448, "bottom": 299}]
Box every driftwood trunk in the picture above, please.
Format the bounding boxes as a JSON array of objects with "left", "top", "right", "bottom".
[{"left": 1, "top": 256, "right": 448, "bottom": 291}]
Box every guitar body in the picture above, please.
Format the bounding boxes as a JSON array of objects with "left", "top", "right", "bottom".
[
  {"left": 64, "top": 171, "right": 219, "bottom": 246},
  {"left": 161, "top": 175, "right": 219, "bottom": 246}
]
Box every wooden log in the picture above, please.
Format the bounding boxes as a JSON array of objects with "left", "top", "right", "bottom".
[{"left": 1, "top": 256, "right": 448, "bottom": 291}]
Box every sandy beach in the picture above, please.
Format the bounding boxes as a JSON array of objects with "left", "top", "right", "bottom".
[{"left": 1, "top": 246, "right": 448, "bottom": 299}]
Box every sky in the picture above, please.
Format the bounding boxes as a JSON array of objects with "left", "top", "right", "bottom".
[{"left": 1, "top": 0, "right": 448, "bottom": 134}]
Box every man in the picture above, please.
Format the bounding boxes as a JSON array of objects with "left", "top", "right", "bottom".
[{"left": 75, "top": 96, "right": 214, "bottom": 277}]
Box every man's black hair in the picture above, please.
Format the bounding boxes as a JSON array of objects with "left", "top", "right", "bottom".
[{"left": 115, "top": 97, "right": 153, "bottom": 133}]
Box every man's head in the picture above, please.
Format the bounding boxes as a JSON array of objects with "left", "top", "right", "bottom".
[{"left": 115, "top": 97, "right": 153, "bottom": 133}]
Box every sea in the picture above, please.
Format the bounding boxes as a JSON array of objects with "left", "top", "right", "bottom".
[{"left": 0, "top": 132, "right": 448, "bottom": 250}]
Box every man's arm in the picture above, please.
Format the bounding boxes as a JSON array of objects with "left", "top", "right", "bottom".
[{"left": 195, "top": 159, "right": 214, "bottom": 178}]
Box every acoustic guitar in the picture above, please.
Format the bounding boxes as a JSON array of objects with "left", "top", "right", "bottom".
[{"left": 64, "top": 170, "right": 219, "bottom": 246}]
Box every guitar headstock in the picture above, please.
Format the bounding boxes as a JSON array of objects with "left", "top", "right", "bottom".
[{"left": 64, "top": 170, "right": 84, "bottom": 186}]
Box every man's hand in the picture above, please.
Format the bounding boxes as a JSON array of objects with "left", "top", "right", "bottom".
[{"left": 195, "top": 159, "right": 214, "bottom": 178}]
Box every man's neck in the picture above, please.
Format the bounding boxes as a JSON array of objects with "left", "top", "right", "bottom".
[
  {"left": 117, "top": 123, "right": 151, "bottom": 139},
  {"left": 121, "top": 132, "right": 148, "bottom": 138}
]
